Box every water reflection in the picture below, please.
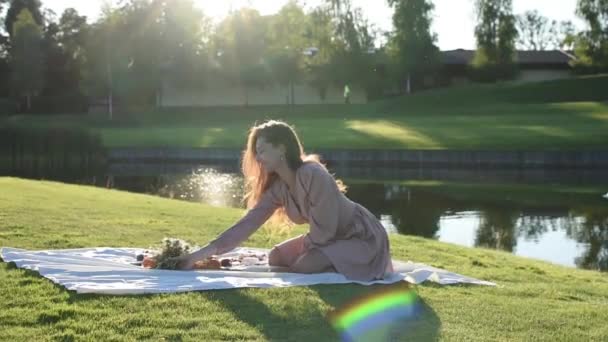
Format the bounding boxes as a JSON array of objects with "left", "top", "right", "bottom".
[
  {"left": 568, "top": 212, "right": 608, "bottom": 271},
  {"left": 476, "top": 207, "right": 519, "bottom": 252},
  {"left": 347, "top": 184, "right": 443, "bottom": 239}
]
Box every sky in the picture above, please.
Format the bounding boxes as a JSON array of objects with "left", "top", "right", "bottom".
[{"left": 42, "top": 0, "right": 586, "bottom": 50}]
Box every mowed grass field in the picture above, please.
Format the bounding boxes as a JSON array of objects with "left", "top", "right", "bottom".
[
  {"left": 1, "top": 177, "right": 607, "bottom": 341},
  {"left": 2, "top": 75, "right": 608, "bottom": 151}
]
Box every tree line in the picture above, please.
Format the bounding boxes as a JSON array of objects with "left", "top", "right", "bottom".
[{"left": 0, "top": 0, "right": 606, "bottom": 114}]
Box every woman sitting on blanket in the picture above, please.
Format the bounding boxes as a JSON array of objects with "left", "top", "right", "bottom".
[{"left": 174, "top": 120, "right": 394, "bottom": 281}]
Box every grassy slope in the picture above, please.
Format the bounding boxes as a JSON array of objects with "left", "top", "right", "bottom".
[
  {"left": 2, "top": 75, "right": 608, "bottom": 150},
  {"left": 1, "top": 177, "right": 607, "bottom": 341}
]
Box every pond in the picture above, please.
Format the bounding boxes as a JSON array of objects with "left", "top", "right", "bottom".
[{"left": 2, "top": 160, "right": 608, "bottom": 272}]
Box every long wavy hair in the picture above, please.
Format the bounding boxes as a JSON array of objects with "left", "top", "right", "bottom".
[{"left": 241, "top": 120, "right": 347, "bottom": 227}]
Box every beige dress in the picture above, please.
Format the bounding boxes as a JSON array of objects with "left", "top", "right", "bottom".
[{"left": 208, "top": 162, "right": 394, "bottom": 282}]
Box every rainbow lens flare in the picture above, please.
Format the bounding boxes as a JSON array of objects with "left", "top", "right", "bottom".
[{"left": 328, "top": 282, "right": 426, "bottom": 341}]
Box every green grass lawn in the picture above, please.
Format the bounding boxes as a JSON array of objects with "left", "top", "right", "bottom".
[
  {"left": 1, "top": 177, "right": 607, "bottom": 341},
  {"left": 2, "top": 75, "right": 608, "bottom": 150}
]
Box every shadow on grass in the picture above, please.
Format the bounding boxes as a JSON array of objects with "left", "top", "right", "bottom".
[
  {"left": 341, "top": 102, "right": 608, "bottom": 151},
  {"left": 201, "top": 286, "right": 339, "bottom": 340},
  {"left": 196, "top": 281, "right": 441, "bottom": 341}
]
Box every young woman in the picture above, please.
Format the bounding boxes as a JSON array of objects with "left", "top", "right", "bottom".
[{"left": 174, "top": 120, "right": 394, "bottom": 281}]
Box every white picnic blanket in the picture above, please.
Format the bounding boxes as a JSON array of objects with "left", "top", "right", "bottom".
[{"left": 0, "top": 247, "right": 496, "bottom": 294}]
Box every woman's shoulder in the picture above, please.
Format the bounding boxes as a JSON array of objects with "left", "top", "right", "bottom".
[
  {"left": 298, "top": 161, "right": 329, "bottom": 178},
  {"left": 297, "top": 161, "right": 335, "bottom": 189}
]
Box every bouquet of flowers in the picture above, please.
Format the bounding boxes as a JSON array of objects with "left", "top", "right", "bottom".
[
  {"left": 136, "top": 238, "right": 270, "bottom": 270},
  {"left": 138, "top": 238, "right": 226, "bottom": 270}
]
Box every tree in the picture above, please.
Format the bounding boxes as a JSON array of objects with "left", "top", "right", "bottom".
[
  {"left": 83, "top": 3, "right": 132, "bottom": 119},
  {"left": 266, "top": 1, "right": 309, "bottom": 105},
  {"left": 386, "top": 0, "right": 439, "bottom": 93},
  {"left": 516, "top": 10, "right": 552, "bottom": 50},
  {"left": 5, "top": 0, "right": 44, "bottom": 41},
  {"left": 41, "top": 8, "right": 88, "bottom": 94},
  {"left": 214, "top": 8, "right": 271, "bottom": 106},
  {"left": 473, "top": 0, "right": 518, "bottom": 81},
  {"left": 517, "top": 11, "right": 577, "bottom": 51},
  {"left": 305, "top": 7, "right": 336, "bottom": 100},
  {"left": 550, "top": 20, "right": 577, "bottom": 50},
  {"left": 10, "top": 9, "right": 44, "bottom": 111},
  {"left": 57, "top": 9, "right": 88, "bottom": 57},
  {"left": 58, "top": 8, "right": 89, "bottom": 91},
  {"left": 572, "top": 0, "right": 608, "bottom": 72},
  {"left": 160, "top": 0, "right": 213, "bottom": 90},
  {"left": 303, "top": 1, "right": 377, "bottom": 98},
  {"left": 84, "top": 0, "right": 212, "bottom": 116}
]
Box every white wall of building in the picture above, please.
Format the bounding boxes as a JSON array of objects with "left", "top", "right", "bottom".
[{"left": 160, "top": 81, "right": 367, "bottom": 107}]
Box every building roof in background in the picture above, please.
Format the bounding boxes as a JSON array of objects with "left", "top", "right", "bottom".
[{"left": 441, "top": 49, "right": 575, "bottom": 66}]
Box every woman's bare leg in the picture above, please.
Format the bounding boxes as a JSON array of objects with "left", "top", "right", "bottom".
[
  {"left": 289, "top": 248, "right": 336, "bottom": 274},
  {"left": 268, "top": 234, "right": 306, "bottom": 267},
  {"left": 268, "top": 235, "right": 337, "bottom": 274}
]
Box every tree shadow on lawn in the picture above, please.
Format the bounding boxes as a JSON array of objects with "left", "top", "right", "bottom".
[
  {"left": 197, "top": 281, "right": 442, "bottom": 341},
  {"left": 200, "top": 285, "right": 340, "bottom": 341},
  {"left": 342, "top": 102, "right": 608, "bottom": 151}
]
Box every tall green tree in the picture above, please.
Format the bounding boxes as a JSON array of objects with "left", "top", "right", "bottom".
[
  {"left": 41, "top": 8, "right": 88, "bottom": 98},
  {"left": 550, "top": 20, "right": 577, "bottom": 50},
  {"left": 59, "top": 8, "right": 89, "bottom": 93},
  {"left": 84, "top": 0, "right": 212, "bottom": 115},
  {"left": 386, "top": 0, "right": 439, "bottom": 93},
  {"left": 10, "top": 8, "right": 44, "bottom": 111},
  {"left": 116, "top": 0, "right": 171, "bottom": 106},
  {"left": 473, "top": 0, "right": 518, "bottom": 81},
  {"left": 121, "top": 0, "right": 212, "bottom": 105},
  {"left": 305, "top": 1, "right": 376, "bottom": 97},
  {"left": 516, "top": 10, "right": 552, "bottom": 51},
  {"left": 516, "top": 11, "right": 576, "bottom": 51},
  {"left": 84, "top": 3, "right": 132, "bottom": 119},
  {"left": 214, "top": 8, "right": 271, "bottom": 106},
  {"left": 304, "top": 7, "right": 336, "bottom": 100},
  {"left": 160, "top": 0, "right": 212, "bottom": 90},
  {"left": 5, "top": 0, "right": 44, "bottom": 41},
  {"left": 572, "top": 0, "right": 608, "bottom": 71},
  {"left": 57, "top": 8, "right": 88, "bottom": 61},
  {"left": 266, "top": 1, "right": 309, "bottom": 105}
]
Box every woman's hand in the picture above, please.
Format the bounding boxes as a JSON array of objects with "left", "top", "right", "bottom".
[
  {"left": 170, "top": 255, "right": 197, "bottom": 270},
  {"left": 172, "top": 245, "right": 217, "bottom": 270}
]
